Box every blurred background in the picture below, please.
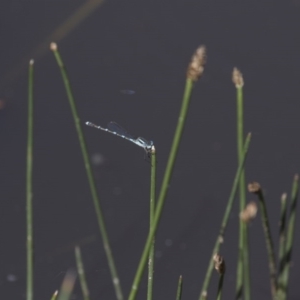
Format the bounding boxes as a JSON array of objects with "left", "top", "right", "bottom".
[{"left": 1, "top": 0, "right": 300, "bottom": 299}]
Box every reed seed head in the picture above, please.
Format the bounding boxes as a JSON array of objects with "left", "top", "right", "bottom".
[
  {"left": 50, "top": 42, "right": 58, "bottom": 51},
  {"left": 281, "top": 193, "right": 287, "bottom": 203},
  {"left": 232, "top": 67, "right": 244, "bottom": 88},
  {"left": 201, "top": 291, "right": 208, "bottom": 299},
  {"left": 248, "top": 182, "right": 261, "bottom": 194},
  {"left": 186, "top": 45, "right": 206, "bottom": 81}
]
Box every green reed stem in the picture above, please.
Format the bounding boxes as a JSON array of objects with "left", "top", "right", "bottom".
[
  {"left": 235, "top": 83, "right": 250, "bottom": 300},
  {"left": 255, "top": 187, "right": 277, "bottom": 299},
  {"left": 50, "top": 43, "right": 123, "bottom": 300},
  {"left": 26, "top": 59, "right": 34, "bottom": 300},
  {"left": 147, "top": 148, "right": 156, "bottom": 300},
  {"left": 278, "top": 193, "right": 288, "bottom": 278},
  {"left": 176, "top": 275, "right": 183, "bottom": 300},
  {"left": 235, "top": 86, "right": 244, "bottom": 300},
  {"left": 128, "top": 78, "right": 195, "bottom": 300},
  {"left": 279, "top": 174, "right": 299, "bottom": 299},
  {"left": 216, "top": 273, "right": 225, "bottom": 300},
  {"left": 198, "top": 133, "right": 252, "bottom": 300},
  {"left": 75, "top": 246, "right": 90, "bottom": 300}
]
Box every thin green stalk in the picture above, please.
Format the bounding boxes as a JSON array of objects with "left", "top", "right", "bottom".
[
  {"left": 199, "top": 133, "right": 252, "bottom": 300},
  {"left": 249, "top": 183, "right": 277, "bottom": 299},
  {"left": 57, "top": 270, "right": 77, "bottom": 300},
  {"left": 75, "top": 246, "right": 90, "bottom": 300},
  {"left": 128, "top": 45, "right": 205, "bottom": 300},
  {"left": 280, "top": 174, "right": 299, "bottom": 299},
  {"left": 214, "top": 252, "right": 225, "bottom": 300},
  {"left": 278, "top": 193, "right": 288, "bottom": 278},
  {"left": 26, "top": 59, "right": 34, "bottom": 300},
  {"left": 176, "top": 275, "right": 183, "bottom": 300},
  {"left": 277, "top": 193, "right": 288, "bottom": 300},
  {"left": 242, "top": 225, "right": 250, "bottom": 299},
  {"left": 235, "top": 86, "right": 244, "bottom": 300},
  {"left": 50, "top": 43, "right": 123, "bottom": 300},
  {"left": 128, "top": 77, "right": 194, "bottom": 300},
  {"left": 50, "top": 291, "right": 58, "bottom": 300},
  {"left": 217, "top": 274, "right": 225, "bottom": 300},
  {"left": 234, "top": 68, "right": 250, "bottom": 300},
  {"left": 147, "top": 148, "right": 156, "bottom": 300}
]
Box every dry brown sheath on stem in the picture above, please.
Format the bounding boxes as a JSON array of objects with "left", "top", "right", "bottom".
[
  {"left": 232, "top": 67, "right": 244, "bottom": 88},
  {"left": 213, "top": 254, "right": 226, "bottom": 275},
  {"left": 186, "top": 45, "right": 206, "bottom": 81}
]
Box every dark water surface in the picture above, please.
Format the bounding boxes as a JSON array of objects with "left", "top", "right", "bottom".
[{"left": 1, "top": 0, "right": 300, "bottom": 299}]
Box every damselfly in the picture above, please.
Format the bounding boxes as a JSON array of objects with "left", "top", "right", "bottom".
[{"left": 85, "top": 121, "right": 154, "bottom": 157}]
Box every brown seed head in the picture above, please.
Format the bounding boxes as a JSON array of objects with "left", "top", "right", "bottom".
[
  {"left": 186, "top": 45, "right": 206, "bottom": 82},
  {"left": 248, "top": 182, "right": 261, "bottom": 194},
  {"left": 240, "top": 201, "right": 258, "bottom": 222},
  {"left": 232, "top": 67, "right": 244, "bottom": 88},
  {"left": 50, "top": 42, "right": 58, "bottom": 51},
  {"left": 213, "top": 253, "right": 226, "bottom": 275}
]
